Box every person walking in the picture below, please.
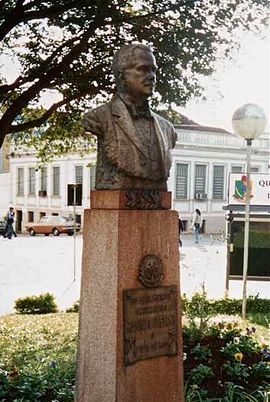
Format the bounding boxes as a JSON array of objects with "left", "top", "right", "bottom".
[
  {"left": 191, "top": 209, "right": 202, "bottom": 244},
  {"left": 178, "top": 217, "right": 184, "bottom": 247},
  {"left": 5, "top": 207, "right": 16, "bottom": 239}
]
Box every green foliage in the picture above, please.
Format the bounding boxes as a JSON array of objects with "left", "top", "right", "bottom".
[
  {"left": 14, "top": 293, "right": 58, "bottom": 315},
  {"left": 0, "top": 313, "right": 78, "bottom": 401},
  {"left": 216, "top": 383, "right": 270, "bottom": 402},
  {"left": 182, "top": 292, "right": 217, "bottom": 330},
  {"left": 183, "top": 294, "right": 270, "bottom": 327},
  {"left": 189, "top": 364, "right": 214, "bottom": 384},
  {"left": 183, "top": 323, "right": 270, "bottom": 400},
  {"left": 211, "top": 297, "right": 241, "bottom": 315},
  {"left": 66, "top": 300, "right": 80, "bottom": 313},
  {"left": 0, "top": 0, "right": 269, "bottom": 153},
  {"left": 246, "top": 295, "right": 270, "bottom": 315},
  {"left": 222, "top": 361, "right": 250, "bottom": 380},
  {"left": 248, "top": 313, "right": 269, "bottom": 328},
  {"left": 191, "top": 344, "right": 212, "bottom": 361},
  {"left": 1, "top": 313, "right": 269, "bottom": 401},
  {"left": 10, "top": 108, "right": 97, "bottom": 164}
]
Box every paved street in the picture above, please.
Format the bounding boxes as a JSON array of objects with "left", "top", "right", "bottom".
[{"left": 0, "top": 233, "right": 269, "bottom": 316}]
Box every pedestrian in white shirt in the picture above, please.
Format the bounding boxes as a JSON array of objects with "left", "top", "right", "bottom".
[{"left": 191, "top": 209, "right": 202, "bottom": 243}]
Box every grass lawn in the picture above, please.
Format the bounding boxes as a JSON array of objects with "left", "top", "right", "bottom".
[{"left": 0, "top": 313, "right": 78, "bottom": 401}]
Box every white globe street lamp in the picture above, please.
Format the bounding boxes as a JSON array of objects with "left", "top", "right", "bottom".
[{"left": 232, "top": 103, "right": 267, "bottom": 319}]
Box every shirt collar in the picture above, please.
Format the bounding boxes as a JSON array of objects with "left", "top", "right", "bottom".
[{"left": 118, "top": 93, "right": 152, "bottom": 119}]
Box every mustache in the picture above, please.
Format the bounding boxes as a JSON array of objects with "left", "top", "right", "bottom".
[{"left": 143, "top": 79, "right": 156, "bottom": 85}]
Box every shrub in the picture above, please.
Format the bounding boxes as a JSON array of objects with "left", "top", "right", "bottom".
[
  {"left": 14, "top": 293, "right": 58, "bottom": 314},
  {"left": 66, "top": 300, "right": 80, "bottom": 313},
  {"left": 212, "top": 297, "right": 241, "bottom": 315},
  {"left": 246, "top": 294, "right": 270, "bottom": 315},
  {"left": 248, "top": 313, "right": 269, "bottom": 328},
  {"left": 182, "top": 292, "right": 216, "bottom": 330},
  {"left": 183, "top": 294, "right": 270, "bottom": 327}
]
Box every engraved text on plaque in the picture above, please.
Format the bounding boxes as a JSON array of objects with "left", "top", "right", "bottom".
[{"left": 123, "top": 286, "right": 178, "bottom": 365}]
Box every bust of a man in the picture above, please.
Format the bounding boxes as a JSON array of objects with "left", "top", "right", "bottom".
[{"left": 82, "top": 44, "right": 177, "bottom": 191}]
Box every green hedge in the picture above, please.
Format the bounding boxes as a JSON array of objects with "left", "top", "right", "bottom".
[
  {"left": 14, "top": 293, "right": 58, "bottom": 314},
  {"left": 182, "top": 294, "right": 270, "bottom": 323}
]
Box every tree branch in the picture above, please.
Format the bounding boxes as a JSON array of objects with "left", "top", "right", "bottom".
[
  {"left": 0, "top": 21, "right": 99, "bottom": 133},
  {"left": 9, "top": 99, "right": 67, "bottom": 133},
  {"left": 0, "top": 76, "right": 27, "bottom": 95},
  {"left": 8, "top": 90, "right": 90, "bottom": 134},
  {"left": 0, "top": 0, "right": 10, "bottom": 10},
  {"left": 0, "top": 0, "right": 78, "bottom": 41},
  {"left": 0, "top": 0, "right": 24, "bottom": 40}
]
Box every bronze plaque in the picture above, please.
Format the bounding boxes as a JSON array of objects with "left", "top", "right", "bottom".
[{"left": 123, "top": 286, "right": 179, "bottom": 366}]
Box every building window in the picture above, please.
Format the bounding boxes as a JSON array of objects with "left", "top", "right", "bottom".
[
  {"left": 28, "top": 167, "right": 35, "bottom": 195},
  {"left": 194, "top": 164, "right": 206, "bottom": 195},
  {"left": 75, "top": 166, "right": 83, "bottom": 185},
  {"left": 212, "top": 165, "right": 224, "bottom": 199},
  {"left": 40, "top": 167, "right": 47, "bottom": 192},
  {"left": 231, "top": 165, "right": 243, "bottom": 173},
  {"left": 17, "top": 168, "right": 24, "bottom": 196},
  {"left": 52, "top": 166, "right": 60, "bottom": 196},
  {"left": 89, "top": 165, "right": 96, "bottom": 190},
  {"left": 28, "top": 211, "right": 34, "bottom": 222},
  {"left": 251, "top": 167, "right": 260, "bottom": 173},
  {"left": 175, "top": 163, "right": 188, "bottom": 199}
]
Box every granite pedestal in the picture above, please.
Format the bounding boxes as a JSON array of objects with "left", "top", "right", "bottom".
[{"left": 75, "top": 191, "right": 184, "bottom": 402}]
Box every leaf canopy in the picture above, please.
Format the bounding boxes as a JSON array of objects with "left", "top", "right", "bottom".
[{"left": 0, "top": 0, "right": 268, "bottom": 158}]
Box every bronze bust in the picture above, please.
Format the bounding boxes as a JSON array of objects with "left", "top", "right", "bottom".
[{"left": 82, "top": 44, "right": 177, "bottom": 191}]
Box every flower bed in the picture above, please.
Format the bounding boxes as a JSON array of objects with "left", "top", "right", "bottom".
[
  {"left": 183, "top": 322, "right": 270, "bottom": 401},
  {"left": 0, "top": 313, "right": 269, "bottom": 401}
]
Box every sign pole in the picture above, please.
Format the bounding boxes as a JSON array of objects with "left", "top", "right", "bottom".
[
  {"left": 73, "top": 184, "right": 77, "bottom": 283},
  {"left": 242, "top": 139, "right": 252, "bottom": 319}
]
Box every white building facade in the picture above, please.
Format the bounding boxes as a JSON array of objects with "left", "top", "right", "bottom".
[
  {"left": 3, "top": 148, "right": 96, "bottom": 232},
  {"left": 1, "top": 123, "right": 269, "bottom": 234},
  {"left": 168, "top": 124, "right": 269, "bottom": 233}
]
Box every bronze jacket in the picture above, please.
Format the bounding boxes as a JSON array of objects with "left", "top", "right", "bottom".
[{"left": 82, "top": 95, "right": 177, "bottom": 189}]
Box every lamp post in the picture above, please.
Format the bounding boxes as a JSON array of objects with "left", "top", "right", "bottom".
[{"left": 232, "top": 103, "right": 267, "bottom": 319}]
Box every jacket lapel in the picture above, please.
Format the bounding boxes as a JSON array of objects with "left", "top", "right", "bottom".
[
  {"left": 111, "top": 97, "right": 149, "bottom": 159},
  {"left": 151, "top": 112, "right": 168, "bottom": 173}
]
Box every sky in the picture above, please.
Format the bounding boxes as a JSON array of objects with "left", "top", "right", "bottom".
[{"left": 178, "top": 30, "right": 269, "bottom": 132}]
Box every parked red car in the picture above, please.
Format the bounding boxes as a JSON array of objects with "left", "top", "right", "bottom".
[{"left": 25, "top": 216, "right": 80, "bottom": 236}]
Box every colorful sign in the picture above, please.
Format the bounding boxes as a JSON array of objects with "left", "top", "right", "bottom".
[{"left": 228, "top": 173, "right": 270, "bottom": 206}]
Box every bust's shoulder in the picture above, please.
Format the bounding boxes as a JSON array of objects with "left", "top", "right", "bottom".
[
  {"left": 82, "top": 101, "right": 114, "bottom": 135},
  {"left": 84, "top": 102, "right": 111, "bottom": 118},
  {"left": 151, "top": 111, "right": 174, "bottom": 129},
  {"left": 151, "top": 111, "right": 177, "bottom": 145}
]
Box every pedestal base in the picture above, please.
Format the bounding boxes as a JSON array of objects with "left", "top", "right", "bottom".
[{"left": 75, "top": 205, "right": 183, "bottom": 402}]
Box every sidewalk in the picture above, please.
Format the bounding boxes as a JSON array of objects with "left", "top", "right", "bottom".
[{"left": 0, "top": 233, "right": 269, "bottom": 316}]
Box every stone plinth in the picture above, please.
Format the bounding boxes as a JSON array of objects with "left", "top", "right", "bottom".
[
  {"left": 90, "top": 189, "right": 172, "bottom": 210},
  {"left": 75, "top": 191, "right": 183, "bottom": 402}
]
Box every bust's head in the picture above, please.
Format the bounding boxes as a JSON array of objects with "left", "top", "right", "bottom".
[{"left": 112, "top": 44, "right": 157, "bottom": 100}]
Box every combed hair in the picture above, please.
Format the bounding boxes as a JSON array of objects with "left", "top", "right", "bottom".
[{"left": 112, "top": 44, "right": 153, "bottom": 85}]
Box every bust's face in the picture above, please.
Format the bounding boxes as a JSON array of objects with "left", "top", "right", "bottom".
[{"left": 121, "top": 48, "right": 157, "bottom": 99}]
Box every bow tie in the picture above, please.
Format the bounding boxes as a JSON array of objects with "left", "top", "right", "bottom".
[
  {"left": 133, "top": 108, "right": 152, "bottom": 119},
  {"left": 119, "top": 95, "right": 152, "bottom": 120},
  {"left": 128, "top": 104, "right": 152, "bottom": 119}
]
